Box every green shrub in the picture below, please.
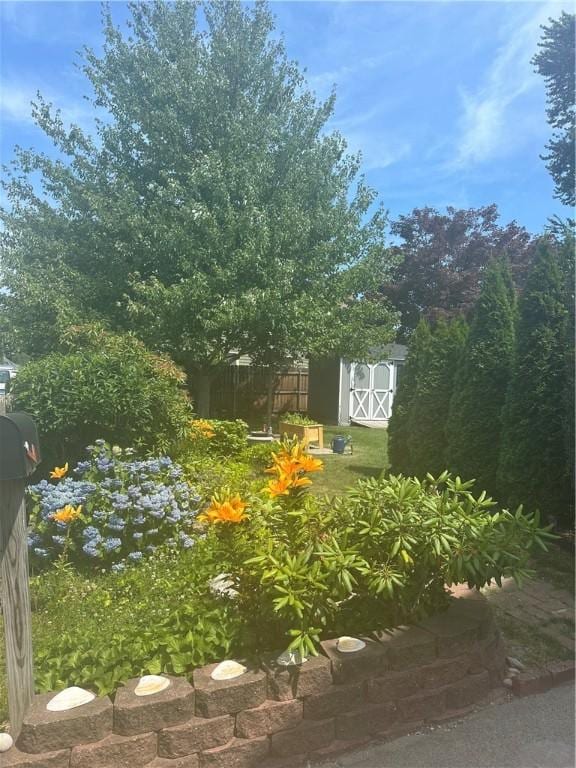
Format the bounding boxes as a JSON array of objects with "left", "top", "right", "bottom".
[
  {"left": 244, "top": 441, "right": 280, "bottom": 472},
  {"left": 407, "top": 318, "right": 468, "bottom": 477},
  {"left": 27, "top": 442, "right": 200, "bottom": 571},
  {"left": 182, "top": 456, "right": 255, "bottom": 499},
  {"left": 446, "top": 259, "right": 516, "bottom": 496},
  {"left": 11, "top": 326, "right": 192, "bottom": 468},
  {"left": 499, "top": 241, "right": 574, "bottom": 525},
  {"left": 279, "top": 412, "right": 318, "bottom": 425},
  {"left": 388, "top": 320, "right": 433, "bottom": 474},
  {"left": 181, "top": 418, "right": 249, "bottom": 458},
  {"left": 196, "top": 439, "right": 553, "bottom": 659}
]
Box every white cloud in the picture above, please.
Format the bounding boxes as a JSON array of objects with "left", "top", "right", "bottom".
[
  {"left": 453, "top": 1, "right": 568, "bottom": 168},
  {"left": 307, "top": 55, "right": 384, "bottom": 98},
  {"left": 348, "top": 133, "right": 412, "bottom": 172},
  {"left": 1, "top": 84, "right": 36, "bottom": 124},
  {"left": 330, "top": 107, "right": 412, "bottom": 171},
  {"left": 1, "top": 82, "right": 95, "bottom": 131}
]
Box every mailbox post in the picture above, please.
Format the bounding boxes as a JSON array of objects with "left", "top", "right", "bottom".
[{"left": 0, "top": 413, "right": 41, "bottom": 739}]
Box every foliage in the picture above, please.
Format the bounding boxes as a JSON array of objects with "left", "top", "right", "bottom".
[
  {"left": 407, "top": 318, "right": 468, "bottom": 478},
  {"left": 388, "top": 320, "right": 433, "bottom": 475},
  {"left": 1, "top": 0, "right": 398, "bottom": 415},
  {"left": 243, "top": 441, "right": 280, "bottom": 473},
  {"left": 446, "top": 259, "right": 516, "bottom": 497},
  {"left": 498, "top": 240, "right": 574, "bottom": 525},
  {"left": 5, "top": 432, "right": 554, "bottom": 703},
  {"left": 279, "top": 412, "right": 319, "bottom": 426},
  {"left": 27, "top": 442, "right": 199, "bottom": 571},
  {"left": 201, "top": 455, "right": 554, "bottom": 659},
  {"left": 336, "top": 473, "right": 554, "bottom": 620},
  {"left": 181, "top": 456, "right": 255, "bottom": 500},
  {"left": 184, "top": 418, "right": 249, "bottom": 457},
  {"left": 378, "top": 205, "right": 533, "bottom": 340},
  {"left": 30, "top": 546, "right": 239, "bottom": 697},
  {"left": 11, "top": 326, "right": 191, "bottom": 467},
  {"left": 532, "top": 12, "right": 575, "bottom": 206}
]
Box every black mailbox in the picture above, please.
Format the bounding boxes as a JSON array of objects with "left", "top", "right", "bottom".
[{"left": 0, "top": 412, "right": 41, "bottom": 480}]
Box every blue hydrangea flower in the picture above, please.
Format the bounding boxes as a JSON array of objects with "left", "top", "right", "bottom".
[
  {"left": 82, "top": 543, "right": 99, "bottom": 557},
  {"left": 33, "top": 547, "right": 49, "bottom": 557},
  {"left": 128, "top": 551, "right": 143, "bottom": 561},
  {"left": 103, "top": 537, "right": 122, "bottom": 552},
  {"left": 107, "top": 515, "right": 126, "bottom": 531}
]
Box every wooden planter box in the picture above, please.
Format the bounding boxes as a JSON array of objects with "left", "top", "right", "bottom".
[{"left": 278, "top": 421, "right": 324, "bottom": 448}]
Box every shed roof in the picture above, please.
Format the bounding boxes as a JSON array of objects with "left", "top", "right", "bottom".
[
  {"left": 344, "top": 343, "right": 408, "bottom": 363},
  {"left": 0, "top": 356, "right": 18, "bottom": 370}
]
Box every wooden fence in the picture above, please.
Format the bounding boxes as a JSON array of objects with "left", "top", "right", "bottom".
[{"left": 210, "top": 366, "right": 308, "bottom": 422}]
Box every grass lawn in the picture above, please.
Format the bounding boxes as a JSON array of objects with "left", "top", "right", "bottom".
[{"left": 310, "top": 425, "right": 389, "bottom": 497}]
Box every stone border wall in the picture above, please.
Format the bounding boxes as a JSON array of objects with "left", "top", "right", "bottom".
[{"left": 6, "top": 588, "right": 507, "bottom": 768}]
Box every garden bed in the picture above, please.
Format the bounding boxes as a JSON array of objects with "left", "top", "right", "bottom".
[
  {"left": 6, "top": 588, "right": 506, "bottom": 767},
  {"left": 0, "top": 423, "right": 555, "bottom": 744}
]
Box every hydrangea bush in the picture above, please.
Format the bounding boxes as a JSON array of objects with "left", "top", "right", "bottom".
[{"left": 28, "top": 441, "right": 201, "bottom": 571}]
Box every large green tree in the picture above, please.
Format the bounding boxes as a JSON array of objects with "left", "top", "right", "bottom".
[
  {"left": 532, "top": 12, "right": 575, "bottom": 206},
  {"left": 1, "top": 1, "right": 397, "bottom": 415},
  {"left": 498, "top": 240, "right": 574, "bottom": 525},
  {"left": 407, "top": 318, "right": 468, "bottom": 478},
  {"left": 446, "top": 259, "right": 516, "bottom": 497}
]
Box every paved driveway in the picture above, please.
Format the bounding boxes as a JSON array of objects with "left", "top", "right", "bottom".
[{"left": 319, "top": 683, "right": 575, "bottom": 768}]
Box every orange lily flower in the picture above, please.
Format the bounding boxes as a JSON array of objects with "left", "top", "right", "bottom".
[
  {"left": 296, "top": 455, "right": 324, "bottom": 473},
  {"left": 50, "top": 463, "right": 69, "bottom": 480},
  {"left": 264, "top": 474, "right": 293, "bottom": 497},
  {"left": 52, "top": 504, "right": 82, "bottom": 524},
  {"left": 198, "top": 495, "right": 249, "bottom": 524},
  {"left": 291, "top": 475, "right": 313, "bottom": 489}
]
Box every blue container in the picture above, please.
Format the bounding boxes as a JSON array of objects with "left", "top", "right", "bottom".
[{"left": 331, "top": 435, "right": 348, "bottom": 454}]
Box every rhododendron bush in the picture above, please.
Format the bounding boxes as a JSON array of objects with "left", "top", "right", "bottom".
[{"left": 196, "top": 442, "right": 554, "bottom": 659}]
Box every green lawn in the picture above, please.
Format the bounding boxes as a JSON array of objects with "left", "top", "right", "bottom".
[{"left": 311, "top": 425, "right": 389, "bottom": 497}]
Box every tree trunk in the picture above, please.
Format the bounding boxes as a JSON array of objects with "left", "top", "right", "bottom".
[
  {"left": 265, "top": 367, "right": 276, "bottom": 431},
  {"left": 194, "top": 372, "right": 212, "bottom": 417}
]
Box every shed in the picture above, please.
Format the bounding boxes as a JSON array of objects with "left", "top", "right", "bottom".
[
  {"left": 0, "top": 356, "right": 18, "bottom": 392},
  {"left": 308, "top": 344, "right": 408, "bottom": 426}
]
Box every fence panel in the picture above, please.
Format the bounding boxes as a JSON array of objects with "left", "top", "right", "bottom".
[{"left": 210, "top": 366, "right": 308, "bottom": 422}]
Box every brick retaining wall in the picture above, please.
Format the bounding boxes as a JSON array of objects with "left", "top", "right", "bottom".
[{"left": 5, "top": 588, "right": 508, "bottom": 767}]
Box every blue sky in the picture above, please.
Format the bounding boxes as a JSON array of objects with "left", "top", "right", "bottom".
[{"left": 1, "top": 0, "right": 572, "bottom": 234}]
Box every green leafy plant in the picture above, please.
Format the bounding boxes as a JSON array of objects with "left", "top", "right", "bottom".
[
  {"left": 202, "top": 458, "right": 555, "bottom": 660},
  {"left": 30, "top": 546, "right": 240, "bottom": 696},
  {"left": 180, "top": 419, "right": 249, "bottom": 458},
  {"left": 279, "top": 413, "right": 320, "bottom": 426},
  {"left": 11, "top": 326, "right": 192, "bottom": 468}
]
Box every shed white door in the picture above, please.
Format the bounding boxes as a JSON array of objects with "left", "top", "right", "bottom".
[{"left": 350, "top": 362, "right": 394, "bottom": 421}]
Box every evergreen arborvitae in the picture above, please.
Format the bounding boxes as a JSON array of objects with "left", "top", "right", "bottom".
[
  {"left": 498, "top": 241, "right": 573, "bottom": 524},
  {"left": 446, "top": 259, "right": 516, "bottom": 496},
  {"left": 562, "top": 238, "right": 575, "bottom": 522},
  {"left": 387, "top": 320, "right": 433, "bottom": 475},
  {"left": 407, "top": 318, "right": 468, "bottom": 478}
]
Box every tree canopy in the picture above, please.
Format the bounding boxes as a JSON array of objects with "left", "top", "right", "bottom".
[
  {"left": 377, "top": 205, "right": 533, "bottom": 341},
  {"left": 1, "top": 1, "right": 397, "bottom": 414},
  {"left": 532, "top": 12, "right": 576, "bottom": 207}
]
